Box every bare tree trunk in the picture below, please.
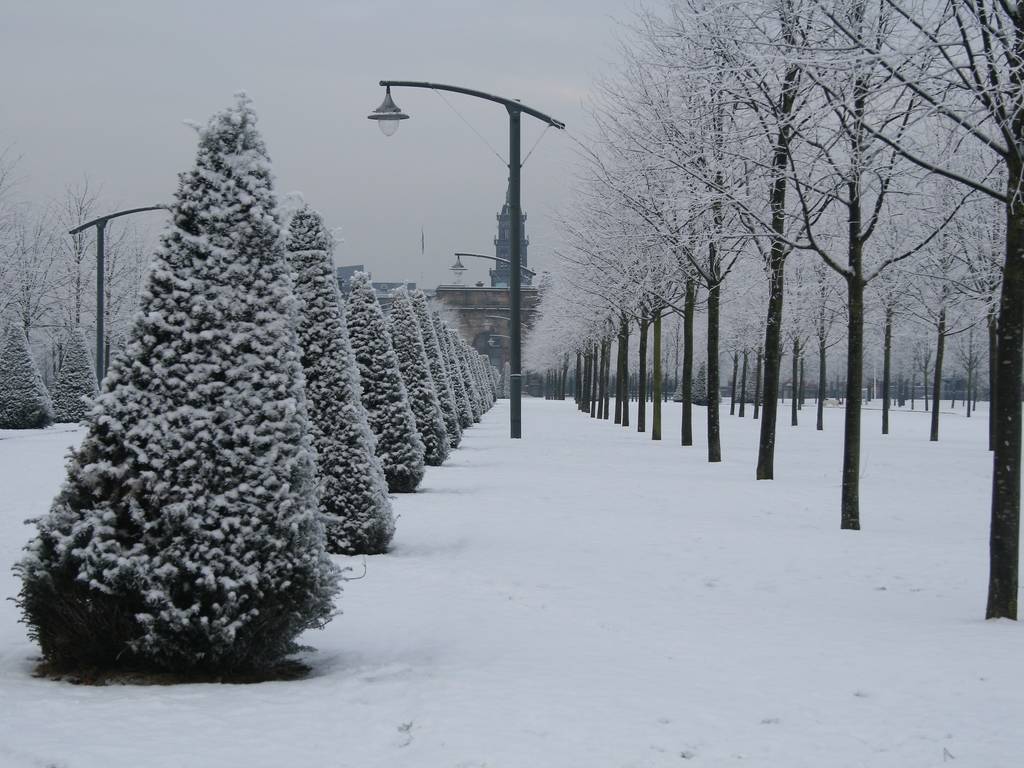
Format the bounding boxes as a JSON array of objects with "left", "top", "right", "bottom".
[
  {"left": 598, "top": 337, "right": 606, "bottom": 421},
  {"left": 757, "top": 251, "right": 784, "bottom": 476},
  {"left": 707, "top": 280, "right": 722, "bottom": 463},
  {"left": 590, "top": 344, "right": 599, "bottom": 418},
  {"left": 615, "top": 316, "right": 626, "bottom": 424},
  {"left": 988, "top": 308, "right": 997, "bottom": 451},
  {"left": 681, "top": 279, "right": 695, "bottom": 445},
  {"left": 817, "top": 337, "right": 826, "bottom": 431},
  {"left": 791, "top": 337, "right": 799, "bottom": 427},
  {"left": 638, "top": 315, "right": 649, "bottom": 433},
  {"left": 923, "top": 361, "right": 930, "bottom": 412},
  {"left": 930, "top": 310, "right": 945, "bottom": 442},
  {"left": 966, "top": 364, "right": 973, "bottom": 418},
  {"left": 753, "top": 348, "right": 762, "bottom": 420},
  {"left": 756, "top": 50, "right": 799, "bottom": 481},
  {"left": 841, "top": 272, "right": 865, "bottom": 530},
  {"left": 794, "top": 360, "right": 802, "bottom": 411},
  {"left": 987, "top": 178, "right": 1024, "bottom": 620},
  {"left": 882, "top": 307, "right": 892, "bottom": 435},
  {"left": 653, "top": 311, "right": 662, "bottom": 440},
  {"left": 575, "top": 352, "right": 583, "bottom": 409},
  {"left": 730, "top": 351, "right": 738, "bottom": 415},
  {"left": 739, "top": 350, "right": 749, "bottom": 418}
]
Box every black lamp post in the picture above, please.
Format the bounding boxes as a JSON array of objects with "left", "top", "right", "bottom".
[
  {"left": 369, "top": 80, "right": 564, "bottom": 439},
  {"left": 68, "top": 205, "right": 169, "bottom": 383}
]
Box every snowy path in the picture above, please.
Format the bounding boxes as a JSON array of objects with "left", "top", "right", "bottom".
[{"left": 1, "top": 399, "right": 1021, "bottom": 767}]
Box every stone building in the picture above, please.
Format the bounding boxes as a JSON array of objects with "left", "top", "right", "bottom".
[{"left": 431, "top": 284, "right": 540, "bottom": 372}]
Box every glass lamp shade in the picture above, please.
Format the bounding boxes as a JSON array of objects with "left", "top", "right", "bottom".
[{"left": 368, "top": 86, "right": 409, "bottom": 137}]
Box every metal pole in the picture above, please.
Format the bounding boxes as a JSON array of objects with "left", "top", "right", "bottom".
[
  {"left": 508, "top": 107, "right": 522, "bottom": 438},
  {"left": 95, "top": 221, "right": 106, "bottom": 383}
]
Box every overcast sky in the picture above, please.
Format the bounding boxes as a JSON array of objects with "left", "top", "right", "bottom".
[{"left": 0, "top": 0, "right": 630, "bottom": 287}]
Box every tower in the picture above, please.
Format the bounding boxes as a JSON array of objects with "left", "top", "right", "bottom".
[{"left": 490, "top": 180, "right": 530, "bottom": 288}]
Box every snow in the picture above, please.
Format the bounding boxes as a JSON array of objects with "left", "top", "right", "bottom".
[{"left": 1, "top": 399, "right": 1021, "bottom": 767}]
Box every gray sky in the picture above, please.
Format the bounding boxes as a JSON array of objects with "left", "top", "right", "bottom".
[{"left": 0, "top": 0, "right": 628, "bottom": 287}]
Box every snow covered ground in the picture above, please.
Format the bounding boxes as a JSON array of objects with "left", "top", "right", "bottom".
[{"left": 0, "top": 399, "right": 1020, "bottom": 768}]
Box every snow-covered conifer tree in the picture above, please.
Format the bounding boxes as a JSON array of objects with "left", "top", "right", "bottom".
[
  {"left": 463, "top": 339, "right": 487, "bottom": 418},
  {"left": 389, "top": 288, "right": 449, "bottom": 466},
  {"left": 286, "top": 205, "right": 394, "bottom": 554},
  {"left": 411, "top": 291, "right": 461, "bottom": 449},
  {"left": 477, "top": 355, "right": 495, "bottom": 404},
  {"left": 451, "top": 329, "right": 483, "bottom": 422},
  {"left": 490, "top": 365, "right": 500, "bottom": 399},
  {"left": 17, "top": 95, "right": 339, "bottom": 674},
  {"left": 0, "top": 326, "right": 54, "bottom": 429},
  {"left": 693, "top": 361, "right": 711, "bottom": 406},
  {"left": 435, "top": 313, "right": 474, "bottom": 429},
  {"left": 502, "top": 362, "right": 511, "bottom": 398},
  {"left": 346, "top": 271, "right": 425, "bottom": 492},
  {"left": 51, "top": 329, "right": 98, "bottom": 423}
]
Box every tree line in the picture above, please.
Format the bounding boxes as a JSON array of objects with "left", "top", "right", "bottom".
[{"left": 525, "top": 0, "right": 1021, "bottom": 620}]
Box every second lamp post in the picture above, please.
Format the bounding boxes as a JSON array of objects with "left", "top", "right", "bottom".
[{"left": 369, "top": 81, "right": 564, "bottom": 439}]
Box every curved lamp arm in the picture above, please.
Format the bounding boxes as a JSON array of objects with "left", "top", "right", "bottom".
[{"left": 380, "top": 80, "right": 565, "bottom": 129}]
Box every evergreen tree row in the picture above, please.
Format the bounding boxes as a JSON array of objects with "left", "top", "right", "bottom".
[{"left": 15, "top": 94, "right": 499, "bottom": 677}]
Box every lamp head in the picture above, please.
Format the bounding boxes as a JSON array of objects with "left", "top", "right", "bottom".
[{"left": 368, "top": 85, "right": 409, "bottom": 136}]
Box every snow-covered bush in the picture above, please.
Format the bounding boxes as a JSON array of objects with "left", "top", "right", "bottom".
[
  {"left": 693, "top": 361, "right": 713, "bottom": 406},
  {"left": 16, "top": 95, "right": 339, "bottom": 675},
  {"left": 435, "top": 313, "right": 474, "bottom": 429},
  {"left": 287, "top": 205, "right": 394, "bottom": 554},
  {"left": 455, "top": 333, "right": 484, "bottom": 421},
  {"left": 389, "top": 288, "right": 449, "bottom": 466},
  {"left": 411, "top": 291, "right": 461, "bottom": 449},
  {"left": 346, "top": 271, "right": 425, "bottom": 492},
  {"left": 0, "top": 325, "right": 53, "bottom": 429},
  {"left": 51, "top": 328, "right": 98, "bottom": 423}
]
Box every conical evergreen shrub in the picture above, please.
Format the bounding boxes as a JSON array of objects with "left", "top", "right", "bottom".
[
  {"left": 346, "top": 271, "right": 425, "bottom": 492},
  {"left": 389, "top": 288, "right": 449, "bottom": 466},
  {"left": 286, "top": 205, "right": 394, "bottom": 554},
  {"left": 411, "top": 291, "right": 461, "bottom": 449},
  {"left": 435, "top": 314, "right": 473, "bottom": 429},
  {"left": 455, "top": 333, "right": 484, "bottom": 421},
  {"left": 0, "top": 326, "right": 53, "bottom": 429},
  {"left": 693, "top": 361, "right": 712, "bottom": 406},
  {"left": 16, "top": 95, "right": 339, "bottom": 675},
  {"left": 51, "top": 328, "right": 98, "bottom": 423}
]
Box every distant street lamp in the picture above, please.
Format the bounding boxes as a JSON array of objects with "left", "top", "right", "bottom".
[
  {"left": 454, "top": 251, "right": 537, "bottom": 279},
  {"left": 369, "top": 80, "right": 564, "bottom": 439},
  {"left": 69, "top": 205, "right": 169, "bottom": 382}
]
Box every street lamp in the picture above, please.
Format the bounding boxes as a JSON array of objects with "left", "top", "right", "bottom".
[
  {"left": 370, "top": 80, "right": 564, "bottom": 439},
  {"left": 69, "top": 204, "right": 169, "bottom": 383},
  {"left": 454, "top": 251, "right": 537, "bottom": 279}
]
